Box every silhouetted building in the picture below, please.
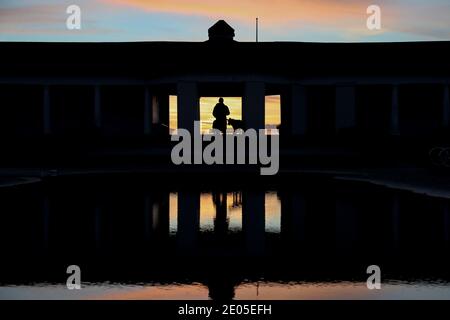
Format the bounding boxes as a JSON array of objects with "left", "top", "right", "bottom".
[{"left": 0, "top": 21, "right": 449, "bottom": 164}]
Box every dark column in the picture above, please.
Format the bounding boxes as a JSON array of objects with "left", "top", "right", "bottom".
[
  {"left": 335, "top": 191, "right": 358, "bottom": 253},
  {"left": 43, "top": 196, "right": 50, "bottom": 251},
  {"left": 281, "top": 84, "right": 308, "bottom": 136},
  {"left": 94, "top": 85, "right": 102, "bottom": 130},
  {"left": 390, "top": 85, "right": 400, "bottom": 135},
  {"left": 281, "top": 190, "right": 306, "bottom": 245},
  {"left": 443, "top": 201, "right": 449, "bottom": 247},
  {"left": 153, "top": 192, "right": 170, "bottom": 237},
  {"left": 94, "top": 206, "right": 102, "bottom": 250},
  {"left": 177, "top": 82, "right": 199, "bottom": 134},
  {"left": 43, "top": 86, "right": 51, "bottom": 135},
  {"left": 335, "top": 85, "right": 356, "bottom": 133},
  {"left": 213, "top": 192, "right": 229, "bottom": 237},
  {"left": 243, "top": 82, "right": 265, "bottom": 130},
  {"left": 144, "top": 194, "right": 152, "bottom": 241},
  {"left": 391, "top": 194, "right": 401, "bottom": 252},
  {"left": 242, "top": 190, "right": 265, "bottom": 255},
  {"left": 144, "top": 192, "right": 170, "bottom": 244},
  {"left": 443, "top": 85, "right": 450, "bottom": 128},
  {"left": 154, "top": 95, "right": 170, "bottom": 127},
  {"left": 144, "top": 88, "right": 152, "bottom": 135},
  {"left": 292, "top": 85, "right": 308, "bottom": 136},
  {"left": 177, "top": 191, "right": 200, "bottom": 252}
]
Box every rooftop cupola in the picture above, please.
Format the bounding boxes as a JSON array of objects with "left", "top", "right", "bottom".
[{"left": 208, "top": 20, "right": 235, "bottom": 42}]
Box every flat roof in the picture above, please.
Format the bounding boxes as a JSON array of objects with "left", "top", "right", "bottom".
[{"left": 0, "top": 41, "right": 449, "bottom": 79}]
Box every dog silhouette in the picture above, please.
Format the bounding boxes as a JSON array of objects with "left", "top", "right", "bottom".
[{"left": 228, "top": 118, "right": 245, "bottom": 131}]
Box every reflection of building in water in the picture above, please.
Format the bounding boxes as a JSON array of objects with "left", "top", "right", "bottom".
[
  {"left": 231, "top": 192, "right": 242, "bottom": 208},
  {"left": 177, "top": 190, "right": 200, "bottom": 252},
  {"left": 30, "top": 186, "right": 450, "bottom": 258},
  {"left": 228, "top": 192, "right": 243, "bottom": 231},
  {"left": 197, "top": 192, "right": 243, "bottom": 232},
  {"left": 169, "top": 192, "right": 178, "bottom": 234},
  {"left": 168, "top": 190, "right": 270, "bottom": 254},
  {"left": 4, "top": 182, "right": 450, "bottom": 301},
  {"left": 171, "top": 191, "right": 280, "bottom": 236},
  {"left": 243, "top": 190, "right": 266, "bottom": 255},
  {"left": 205, "top": 273, "right": 240, "bottom": 301},
  {"left": 212, "top": 191, "right": 229, "bottom": 237},
  {"left": 142, "top": 192, "right": 170, "bottom": 242},
  {"left": 265, "top": 192, "right": 281, "bottom": 233}
]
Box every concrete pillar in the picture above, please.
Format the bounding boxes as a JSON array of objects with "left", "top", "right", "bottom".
[
  {"left": 156, "top": 95, "right": 170, "bottom": 127},
  {"left": 94, "top": 85, "right": 102, "bottom": 130},
  {"left": 242, "top": 190, "right": 265, "bottom": 255},
  {"left": 335, "top": 85, "right": 356, "bottom": 132},
  {"left": 43, "top": 86, "right": 51, "bottom": 135},
  {"left": 291, "top": 85, "right": 308, "bottom": 136},
  {"left": 390, "top": 85, "right": 400, "bottom": 135},
  {"left": 143, "top": 94, "right": 170, "bottom": 135},
  {"left": 213, "top": 192, "right": 229, "bottom": 237},
  {"left": 43, "top": 196, "right": 50, "bottom": 250},
  {"left": 443, "top": 85, "right": 450, "bottom": 128},
  {"left": 145, "top": 192, "right": 170, "bottom": 241},
  {"left": 243, "top": 82, "right": 265, "bottom": 130},
  {"left": 177, "top": 82, "right": 199, "bottom": 133},
  {"left": 335, "top": 192, "right": 358, "bottom": 252},
  {"left": 177, "top": 191, "right": 200, "bottom": 252},
  {"left": 144, "top": 194, "right": 152, "bottom": 241},
  {"left": 152, "top": 202, "right": 161, "bottom": 233},
  {"left": 159, "top": 193, "right": 170, "bottom": 237},
  {"left": 144, "top": 88, "right": 152, "bottom": 135},
  {"left": 94, "top": 206, "right": 101, "bottom": 250},
  {"left": 443, "top": 201, "right": 449, "bottom": 246},
  {"left": 391, "top": 194, "right": 401, "bottom": 252},
  {"left": 281, "top": 191, "right": 306, "bottom": 244},
  {"left": 152, "top": 96, "right": 160, "bottom": 125}
]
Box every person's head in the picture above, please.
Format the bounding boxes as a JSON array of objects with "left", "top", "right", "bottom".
[{"left": 219, "top": 97, "right": 224, "bottom": 103}]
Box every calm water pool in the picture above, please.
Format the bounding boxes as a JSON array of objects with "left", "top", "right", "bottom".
[{"left": 1, "top": 174, "right": 449, "bottom": 300}]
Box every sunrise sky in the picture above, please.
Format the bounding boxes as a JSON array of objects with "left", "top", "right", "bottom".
[{"left": 1, "top": 0, "right": 450, "bottom": 42}]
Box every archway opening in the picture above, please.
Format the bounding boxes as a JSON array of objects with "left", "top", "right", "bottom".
[
  {"left": 266, "top": 95, "right": 281, "bottom": 134},
  {"left": 200, "top": 97, "right": 242, "bottom": 134}
]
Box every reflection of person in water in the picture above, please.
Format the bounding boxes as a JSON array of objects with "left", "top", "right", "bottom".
[
  {"left": 212, "top": 98, "right": 230, "bottom": 133},
  {"left": 213, "top": 191, "right": 229, "bottom": 237},
  {"left": 206, "top": 274, "right": 239, "bottom": 301}
]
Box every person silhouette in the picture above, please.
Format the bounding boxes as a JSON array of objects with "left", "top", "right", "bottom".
[{"left": 212, "top": 97, "right": 230, "bottom": 133}]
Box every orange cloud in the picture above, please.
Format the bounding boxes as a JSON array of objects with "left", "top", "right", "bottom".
[
  {"left": 102, "top": 0, "right": 450, "bottom": 40},
  {"left": 103, "top": 0, "right": 367, "bottom": 25}
]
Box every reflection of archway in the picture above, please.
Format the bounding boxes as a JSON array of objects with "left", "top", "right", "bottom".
[{"left": 169, "top": 81, "right": 282, "bottom": 135}]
